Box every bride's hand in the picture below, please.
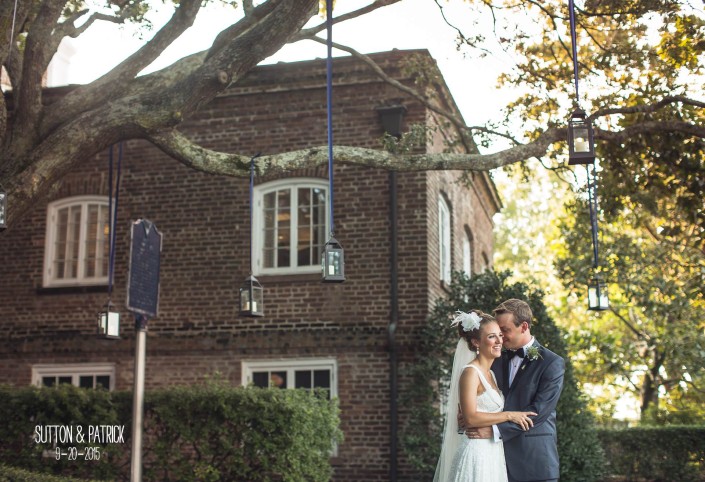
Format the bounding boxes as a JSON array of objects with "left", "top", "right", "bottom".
[{"left": 506, "top": 411, "right": 537, "bottom": 431}]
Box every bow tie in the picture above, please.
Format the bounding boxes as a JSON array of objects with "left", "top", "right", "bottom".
[{"left": 507, "top": 349, "right": 525, "bottom": 360}]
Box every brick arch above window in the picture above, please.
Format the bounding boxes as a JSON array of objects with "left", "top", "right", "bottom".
[
  {"left": 257, "top": 165, "right": 329, "bottom": 184},
  {"left": 253, "top": 178, "right": 329, "bottom": 276}
]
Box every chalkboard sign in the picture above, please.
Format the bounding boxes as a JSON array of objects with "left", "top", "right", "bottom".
[{"left": 126, "top": 219, "right": 162, "bottom": 318}]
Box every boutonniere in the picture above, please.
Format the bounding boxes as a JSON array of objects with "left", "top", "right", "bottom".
[{"left": 526, "top": 346, "right": 542, "bottom": 362}]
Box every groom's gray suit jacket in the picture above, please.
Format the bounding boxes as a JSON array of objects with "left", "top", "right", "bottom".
[{"left": 491, "top": 341, "right": 565, "bottom": 482}]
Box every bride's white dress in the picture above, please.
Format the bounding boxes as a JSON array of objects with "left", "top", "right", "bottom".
[{"left": 448, "top": 364, "right": 508, "bottom": 482}]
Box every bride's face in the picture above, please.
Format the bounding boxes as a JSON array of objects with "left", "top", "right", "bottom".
[{"left": 476, "top": 321, "right": 504, "bottom": 359}]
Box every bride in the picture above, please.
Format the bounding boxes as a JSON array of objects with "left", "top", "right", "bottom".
[{"left": 433, "top": 310, "right": 537, "bottom": 482}]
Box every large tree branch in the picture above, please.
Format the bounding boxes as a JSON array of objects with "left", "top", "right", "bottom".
[
  {"left": 147, "top": 126, "right": 564, "bottom": 179},
  {"left": 206, "top": 0, "right": 280, "bottom": 61},
  {"left": 168, "top": 0, "right": 318, "bottom": 117},
  {"left": 12, "top": 0, "right": 68, "bottom": 149},
  {"left": 42, "top": 0, "right": 204, "bottom": 137}
]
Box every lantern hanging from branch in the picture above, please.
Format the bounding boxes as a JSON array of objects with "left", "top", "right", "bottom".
[{"left": 568, "top": 108, "right": 596, "bottom": 165}]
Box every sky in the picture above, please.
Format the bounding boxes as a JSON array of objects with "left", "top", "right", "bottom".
[{"left": 54, "top": 0, "right": 519, "bottom": 129}]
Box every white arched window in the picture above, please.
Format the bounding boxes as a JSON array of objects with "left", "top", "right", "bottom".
[
  {"left": 438, "top": 196, "right": 451, "bottom": 283},
  {"left": 43, "top": 196, "right": 110, "bottom": 287},
  {"left": 253, "top": 179, "right": 329, "bottom": 275}
]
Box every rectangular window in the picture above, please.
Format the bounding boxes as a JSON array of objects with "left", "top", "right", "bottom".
[
  {"left": 242, "top": 358, "right": 337, "bottom": 400},
  {"left": 32, "top": 364, "right": 115, "bottom": 390}
]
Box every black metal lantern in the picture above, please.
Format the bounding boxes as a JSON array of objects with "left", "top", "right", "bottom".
[
  {"left": 568, "top": 108, "right": 595, "bottom": 165},
  {"left": 376, "top": 104, "right": 407, "bottom": 138},
  {"left": 98, "top": 302, "right": 120, "bottom": 339},
  {"left": 239, "top": 275, "right": 264, "bottom": 317},
  {"left": 587, "top": 275, "right": 609, "bottom": 311},
  {"left": 0, "top": 187, "right": 6, "bottom": 231},
  {"left": 322, "top": 236, "right": 345, "bottom": 282}
]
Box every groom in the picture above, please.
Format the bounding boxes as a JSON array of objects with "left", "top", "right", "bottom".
[{"left": 466, "top": 299, "right": 565, "bottom": 482}]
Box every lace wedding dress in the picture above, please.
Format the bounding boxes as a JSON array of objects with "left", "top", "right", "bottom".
[{"left": 447, "top": 364, "right": 508, "bottom": 482}]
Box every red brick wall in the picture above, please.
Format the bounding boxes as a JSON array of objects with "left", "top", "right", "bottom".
[{"left": 0, "top": 50, "right": 499, "bottom": 481}]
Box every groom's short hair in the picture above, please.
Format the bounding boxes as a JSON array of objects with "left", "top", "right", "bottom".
[{"left": 493, "top": 299, "right": 532, "bottom": 328}]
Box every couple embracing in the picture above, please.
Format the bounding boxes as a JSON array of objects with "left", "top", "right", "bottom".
[{"left": 433, "top": 299, "right": 565, "bottom": 482}]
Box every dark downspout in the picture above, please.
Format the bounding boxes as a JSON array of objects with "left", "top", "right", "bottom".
[{"left": 389, "top": 170, "right": 399, "bottom": 482}]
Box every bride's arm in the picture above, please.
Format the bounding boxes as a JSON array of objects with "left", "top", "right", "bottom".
[{"left": 458, "top": 368, "right": 535, "bottom": 430}]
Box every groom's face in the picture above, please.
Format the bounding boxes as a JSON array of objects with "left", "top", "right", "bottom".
[{"left": 496, "top": 313, "right": 527, "bottom": 350}]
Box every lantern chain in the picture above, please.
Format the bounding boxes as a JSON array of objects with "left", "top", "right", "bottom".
[{"left": 326, "top": 0, "right": 335, "bottom": 237}]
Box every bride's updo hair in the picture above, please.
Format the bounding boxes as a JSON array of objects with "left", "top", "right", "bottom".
[{"left": 453, "top": 309, "right": 496, "bottom": 352}]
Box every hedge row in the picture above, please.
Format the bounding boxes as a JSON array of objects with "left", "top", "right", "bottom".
[
  {"left": 0, "top": 382, "right": 342, "bottom": 482},
  {"left": 597, "top": 426, "right": 705, "bottom": 481}
]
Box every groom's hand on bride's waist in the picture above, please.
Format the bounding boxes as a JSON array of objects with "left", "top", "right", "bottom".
[
  {"left": 456, "top": 413, "right": 492, "bottom": 439},
  {"left": 463, "top": 426, "right": 492, "bottom": 439}
]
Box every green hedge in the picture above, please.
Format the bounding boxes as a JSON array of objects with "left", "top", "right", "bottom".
[
  {"left": 597, "top": 426, "right": 705, "bottom": 481},
  {"left": 0, "top": 382, "right": 342, "bottom": 482},
  {"left": 0, "top": 464, "right": 102, "bottom": 482}
]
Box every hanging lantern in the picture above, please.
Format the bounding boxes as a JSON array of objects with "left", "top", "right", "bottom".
[
  {"left": 0, "top": 187, "right": 6, "bottom": 231},
  {"left": 322, "top": 236, "right": 345, "bottom": 282},
  {"left": 98, "top": 302, "right": 120, "bottom": 339},
  {"left": 239, "top": 275, "right": 264, "bottom": 317},
  {"left": 587, "top": 275, "right": 609, "bottom": 311},
  {"left": 376, "top": 104, "right": 407, "bottom": 138},
  {"left": 568, "top": 108, "right": 595, "bottom": 165}
]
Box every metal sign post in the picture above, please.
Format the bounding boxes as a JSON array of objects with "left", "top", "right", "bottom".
[{"left": 126, "top": 219, "right": 162, "bottom": 482}]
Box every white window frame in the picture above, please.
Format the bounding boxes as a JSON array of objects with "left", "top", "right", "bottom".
[
  {"left": 31, "top": 363, "right": 116, "bottom": 390},
  {"left": 438, "top": 196, "right": 451, "bottom": 282},
  {"left": 463, "top": 233, "right": 472, "bottom": 277},
  {"left": 241, "top": 358, "right": 338, "bottom": 398},
  {"left": 43, "top": 195, "right": 111, "bottom": 287},
  {"left": 253, "top": 178, "right": 329, "bottom": 276}
]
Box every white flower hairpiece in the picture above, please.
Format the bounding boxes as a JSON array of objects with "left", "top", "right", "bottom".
[{"left": 451, "top": 311, "right": 482, "bottom": 332}]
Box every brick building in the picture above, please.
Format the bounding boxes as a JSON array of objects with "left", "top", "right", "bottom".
[{"left": 0, "top": 49, "right": 501, "bottom": 481}]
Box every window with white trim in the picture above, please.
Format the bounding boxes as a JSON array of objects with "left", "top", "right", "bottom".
[
  {"left": 253, "top": 179, "right": 328, "bottom": 275},
  {"left": 31, "top": 364, "right": 115, "bottom": 390},
  {"left": 43, "top": 196, "right": 110, "bottom": 287},
  {"left": 438, "top": 196, "right": 451, "bottom": 282},
  {"left": 242, "top": 358, "right": 337, "bottom": 400},
  {"left": 463, "top": 232, "right": 472, "bottom": 277}
]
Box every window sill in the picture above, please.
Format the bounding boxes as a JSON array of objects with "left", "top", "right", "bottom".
[
  {"left": 37, "top": 285, "right": 109, "bottom": 295},
  {"left": 255, "top": 273, "right": 323, "bottom": 284}
]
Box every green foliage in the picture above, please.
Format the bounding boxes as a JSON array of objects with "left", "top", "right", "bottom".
[
  {"left": 0, "top": 381, "right": 341, "bottom": 482},
  {"left": 400, "top": 270, "right": 605, "bottom": 481},
  {"left": 555, "top": 158, "right": 705, "bottom": 420},
  {"left": 0, "top": 464, "right": 103, "bottom": 482},
  {"left": 597, "top": 425, "right": 705, "bottom": 481},
  {"left": 0, "top": 384, "right": 123, "bottom": 481},
  {"left": 380, "top": 123, "right": 437, "bottom": 154}
]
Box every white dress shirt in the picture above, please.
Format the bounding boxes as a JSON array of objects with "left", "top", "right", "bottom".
[{"left": 493, "top": 337, "right": 536, "bottom": 442}]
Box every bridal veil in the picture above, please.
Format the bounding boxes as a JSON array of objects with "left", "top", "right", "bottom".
[{"left": 433, "top": 337, "right": 476, "bottom": 482}]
